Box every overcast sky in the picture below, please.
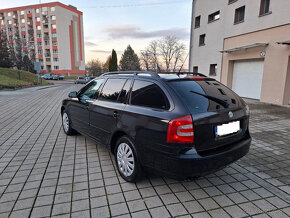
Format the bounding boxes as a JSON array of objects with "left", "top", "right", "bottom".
[{"left": 1, "top": 0, "right": 192, "bottom": 64}]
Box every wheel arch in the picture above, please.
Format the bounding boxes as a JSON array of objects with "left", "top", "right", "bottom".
[{"left": 110, "top": 130, "right": 130, "bottom": 154}]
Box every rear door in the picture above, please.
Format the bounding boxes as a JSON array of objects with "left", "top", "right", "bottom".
[
  {"left": 89, "top": 78, "right": 130, "bottom": 145},
  {"left": 167, "top": 79, "right": 249, "bottom": 154}
]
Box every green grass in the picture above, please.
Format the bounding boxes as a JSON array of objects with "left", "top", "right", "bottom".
[{"left": 0, "top": 67, "right": 51, "bottom": 89}]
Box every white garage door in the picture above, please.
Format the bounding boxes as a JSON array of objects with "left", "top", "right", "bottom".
[{"left": 232, "top": 59, "right": 264, "bottom": 100}]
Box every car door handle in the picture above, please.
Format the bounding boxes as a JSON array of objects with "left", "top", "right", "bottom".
[{"left": 113, "top": 111, "right": 120, "bottom": 118}]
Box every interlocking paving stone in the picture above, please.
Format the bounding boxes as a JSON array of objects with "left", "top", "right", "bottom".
[{"left": 0, "top": 83, "right": 290, "bottom": 217}]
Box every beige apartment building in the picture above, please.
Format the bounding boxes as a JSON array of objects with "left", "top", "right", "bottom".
[
  {"left": 189, "top": 0, "right": 290, "bottom": 105},
  {"left": 0, "top": 2, "right": 85, "bottom": 75}
]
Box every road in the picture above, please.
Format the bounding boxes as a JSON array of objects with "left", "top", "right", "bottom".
[{"left": 0, "top": 82, "right": 289, "bottom": 217}]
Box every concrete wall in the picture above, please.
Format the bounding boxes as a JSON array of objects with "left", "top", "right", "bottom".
[
  {"left": 221, "top": 24, "right": 290, "bottom": 105},
  {"left": 189, "top": 0, "right": 290, "bottom": 80},
  {"left": 56, "top": 6, "right": 85, "bottom": 74}
]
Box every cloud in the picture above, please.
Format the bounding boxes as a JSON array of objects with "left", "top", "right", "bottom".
[
  {"left": 105, "top": 25, "right": 189, "bottom": 39},
  {"left": 90, "top": 49, "right": 123, "bottom": 54},
  {"left": 85, "top": 41, "right": 98, "bottom": 47}
]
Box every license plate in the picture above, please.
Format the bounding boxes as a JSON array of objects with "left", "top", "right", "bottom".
[{"left": 215, "top": 121, "right": 240, "bottom": 137}]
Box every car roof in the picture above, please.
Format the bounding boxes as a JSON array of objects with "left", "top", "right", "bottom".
[{"left": 101, "top": 71, "right": 209, "bottom": 81}]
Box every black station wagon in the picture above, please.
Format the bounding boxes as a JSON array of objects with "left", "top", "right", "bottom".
[{"left": 61, "top": 71, "right": 251, "bottom": 182}]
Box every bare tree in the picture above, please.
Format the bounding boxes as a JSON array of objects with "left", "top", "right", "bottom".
[
  {"left": 141, "top": 36, "right": 186, "bottom": 72},
  {"left": 140, "top": 50, "right": 151, "bottom": 71},
  {"left": 86, "top": 59, "right": 104, "bottom": 76},
  {"left": 158, "top": 36, "right": 186, "bottom": 72}
]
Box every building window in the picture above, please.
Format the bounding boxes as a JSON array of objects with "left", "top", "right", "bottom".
[
  {"left": 37, "top": 42, "right": 42, "bottom": 46},
  {"left": 38, "top": 50, "right": 43, "bottom": 54},
  {"left": 195, "top": 16, "right": 201, "bottom": 28},
  {"left": 7, "top": 12, "right": 11, "bottom": 17},
  {"left": 52, "top": 41, "right": 57, "bottom": 46},
  {"left": 208, "top": 11, "right": 220, "bottom": 23},
  {"left": 27, "top": 9, "right": 32, "bottom": 14},
  {"left": 8, "top": 36, "right": 13, "bottom": 40},
  {"left": 23, "top": 35, "right": 26, "bottom": 39},
  {"left": 234, "top": 6, "right": 245, "bottom": 24},
  {"left": 229, "top": 0, "right": 238, "bottom": 4},
  {"left": 54, "top": 66, "right": 59, "bottom": 70},
  {"left": 8, "top": 20, "right": 12, "bottom": 25},
  {"left": 53, "top": 50, "right": 58, "bottom": 54},
  {"left": 53, "top": 58, "right": 58, "bottom": 62},
  {"left": 51, "top": 15, "right": 56, "bottom": 20},
  {"left": 39, "top": 59, "right": 43, "bottom": 62},
  {"left": 199, "top": 34, "right": 206, "bottom": 46},
  {"left": 51, "top": 24, "right": 56, "bottom": 29},
  {"left": 41, "top": 66, "right": 44, "bottom": 70},
  {"left": 51, "top": 7, "right": 55, "bottom": 12},
  {"left": 36, "top": 8, "right": 40, "bottom": 13},
  {"left": 51, "top": 33, "right": 57, "bottom": 38},
  {"left": 36, "top": 17, "right": 41, "bottom": 22},
  {"left": 37, "top": 34, "right": 42, "bottom": 38},
  {"left": 21, "top": 19, "right": 25, "bottom": 24},
  {"left": 21, "top": 27, "right": 26, "bottom": 31},
  {"left": 209, "top": 64, "right": 217, "bottom": 76},
  {"left": 8, "top": 27, "right": 12, "bottom": 32},
  {"left": 193, "top": 66, "right": 198, "bottom": 73},
  {"left": 20, "top": 11, "right": 25, "bottom": 15},
  {"left": 37, "top": 26, "right": 41, "bottom": 30},
  {"left": 260, "top": 0, "right": 271, "bottom": 16}
]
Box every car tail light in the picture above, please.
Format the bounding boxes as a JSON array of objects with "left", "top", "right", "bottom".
[{"left": 167, "top": 115, "right": 194, "bottom": 143}]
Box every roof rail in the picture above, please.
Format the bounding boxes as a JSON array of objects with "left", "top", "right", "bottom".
[
  {"left": 158, "top": 72, "right": 207, "bottom": 77},
  {"left": 101, "top": 71, "right": 207, "bottom": 78},
  {"left": 102, "top": 71, "right": 159, "bottom": 77}
]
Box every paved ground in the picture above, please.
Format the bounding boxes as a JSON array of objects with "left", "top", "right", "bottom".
[{"left": 0, "top": 82, "right": 289, "bottom": 218}]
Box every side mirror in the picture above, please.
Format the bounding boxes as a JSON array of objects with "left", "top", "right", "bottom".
[{"left": 68, "top": 91, "right": 78, "bottom": 98}]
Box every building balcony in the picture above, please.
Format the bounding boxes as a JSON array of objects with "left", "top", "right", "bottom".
[{"left": 44, "top": 36, "right": 49, "bottom": 41}]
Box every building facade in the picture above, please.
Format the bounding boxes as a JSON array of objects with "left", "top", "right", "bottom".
[
  {"left": 0, "top": 2, "right": 85, "bottom": 75},
  {"left": 189, "top": 0, "right": 290, "bottom": 105}
]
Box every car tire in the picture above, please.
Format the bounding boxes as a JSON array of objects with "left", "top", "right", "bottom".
[
  {"left": 62, "top": 111, "right": 77, "bottom": 135},
  {"left": 115, "top": 136, "right": 142, "bottom": 182}
]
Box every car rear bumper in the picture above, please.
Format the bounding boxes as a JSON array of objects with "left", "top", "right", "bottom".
[{"left": 143, "top": 135, "right": 251, "bottom": 180}]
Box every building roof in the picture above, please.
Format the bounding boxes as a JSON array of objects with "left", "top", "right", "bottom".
[
  {"left": 0, "top": 2, "right": 82, "bottom": 15},
  {"left": 220, "top": 43, "right": 269, "bottom": 53}
]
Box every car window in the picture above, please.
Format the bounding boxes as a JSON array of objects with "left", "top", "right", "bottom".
[
  {"left": 168, "top": 80, "right": 240, "bottom": 114},
  {"left": 78, "top": 79, "right": 104, "bottom": 99},
  {"left": 117, "top": 79, "right": 132, "bottom": 104},
  {"left": 99, "top": 78, "right": 127, "bottom": 102},
  {"left": 130, "top": 80, "right": 170, "bottom": 110}
]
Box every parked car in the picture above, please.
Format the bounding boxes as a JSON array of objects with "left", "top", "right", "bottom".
[
  {"left": 52, "top": 75, "right": 59, "bottom": 80},
  {"left": 41, "top": 74, "right": 52, "bottom": 80},
  {"left": 59, "top": 76, "right": 64, "bottom": 80},
  {"left": 86, "top": 76, "right": 95, "bottom": 83},
  {"left": 75, "top": 77, "right": 86, "bottom": 84},
  {"left": 61, "top": 71, "right": 251, "bottom": 182}
]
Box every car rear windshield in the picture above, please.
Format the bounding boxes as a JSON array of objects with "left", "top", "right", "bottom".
[
  {"left": 79, "top": 77, "right": 84, "bottom": 79},
  {"left": 168, "top": 79, "right": 240, "bottom": 114}
]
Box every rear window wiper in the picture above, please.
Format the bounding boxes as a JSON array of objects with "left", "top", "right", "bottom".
[{"left": 190, "top": 90, "right": 229, "bottom": 108}]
